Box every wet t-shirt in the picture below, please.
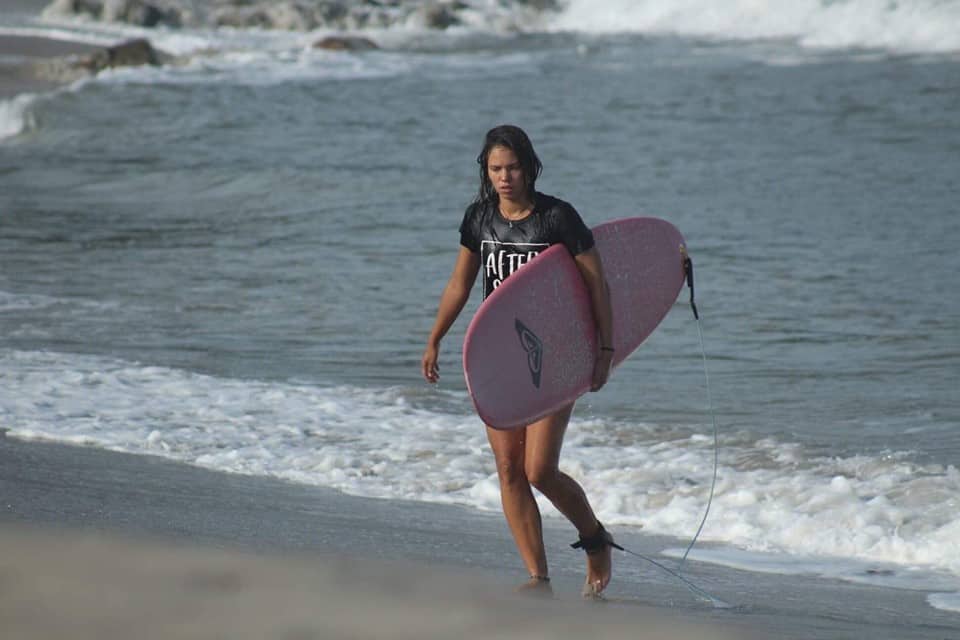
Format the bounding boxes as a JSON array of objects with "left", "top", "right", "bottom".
[{"left": 459, "top": 192, "right": 594, "bottom": 299}]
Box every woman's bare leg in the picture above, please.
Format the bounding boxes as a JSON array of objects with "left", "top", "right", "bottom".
[
  {"left": 486, "top": 425, "right": 548, "bottom": 579},
  {"left": 524, "top": 403, "right": 613, "bottom": 594}
]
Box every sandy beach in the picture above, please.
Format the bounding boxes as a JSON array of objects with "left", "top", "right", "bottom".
[
  {"left": 0, "top": 527, "right": 728, "bottom": 640},
  {"left": 0, "top": 434, "right": 749, "bottom": 640},
  {"left": 2, "top": 434, "right": 956, "bottom": 639}
]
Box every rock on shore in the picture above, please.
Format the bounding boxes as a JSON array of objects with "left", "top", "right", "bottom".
[
  {"left": 32, "top": 37, "right": 173, "bottom": 83},
  {"left": 313, "top": 35, "right": 379, "bottom": 51},
  {"left": 41, "top": 0, "right": 560, "bottom": 31}
]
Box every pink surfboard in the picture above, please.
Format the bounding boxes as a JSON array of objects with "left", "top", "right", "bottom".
[{"left": 462, "top": 217, "right": 688, "bottom": 429}]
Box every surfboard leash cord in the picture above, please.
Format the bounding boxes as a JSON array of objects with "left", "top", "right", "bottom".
[
  {"left": 679, "top": 255, "right": 718, "bottom": 571},
  {"left": 618, "top": 545, "right": 730, "bottom": 608},
  {"left": 680, "top": 253, "right": 722, "bottom": 596},
  {"left": 612, "top": 253, "right": 726, "bottom": 607}
]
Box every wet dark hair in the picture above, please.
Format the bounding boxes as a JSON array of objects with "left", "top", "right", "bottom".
[{"left": 475, "top": 124, "right": 542, "bottom": 204}]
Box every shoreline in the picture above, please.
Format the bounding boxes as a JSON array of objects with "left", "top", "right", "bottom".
[
  {"left": 1, "top": 434, "right": 957, "bottom": 638},
  {"left": 0, "top": 526, "right": 733, "bottom": 640},
  {"left": 0, "top": 433, "right": 746, "bottom": 640},
  {"left": 0, "top": 34, "right": 101, "bottom": 99},
  {"left": 0, "top": 32, "right": 173, "bottom": 101}
]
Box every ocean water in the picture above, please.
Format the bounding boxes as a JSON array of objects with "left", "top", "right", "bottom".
[{"left": 2, "top": 0, "right": 959, "bottom": 613}]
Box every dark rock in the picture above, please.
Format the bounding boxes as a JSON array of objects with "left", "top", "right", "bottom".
[
  {"left": 312, "top": 36, "right": 379, "bottom": 51},
  {"left": 103, "top": 0, "right": 183, "bottom": 28},
  {"left": 418, "top": 3, "right": 461, "bottom": 30},
  {"left": 97, "top": 38, "right": 164, "bottom": 69},
  {"left": 33, "top": 38, "right": 168, "bottom": 82},
  {"left": 514, "top": 0, "right": 560, "bottom": 10}
]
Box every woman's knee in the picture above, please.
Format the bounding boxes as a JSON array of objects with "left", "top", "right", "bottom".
[
  {"left": 495, "top": 457, "right": 529, "bottom": 488},
  {"left": 526, "top": 463, "right": 560, "bottom": 494}
]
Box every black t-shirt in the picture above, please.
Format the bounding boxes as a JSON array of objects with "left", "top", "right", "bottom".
[{"left": 459, "top": 192, "right": 594, "bottom": 299}]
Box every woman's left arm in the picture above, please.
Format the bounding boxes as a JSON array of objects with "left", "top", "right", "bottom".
[{"left": 574, "top": 247, "right": 614, "bottom": 391}]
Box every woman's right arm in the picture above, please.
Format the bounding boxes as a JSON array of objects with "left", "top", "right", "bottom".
[{"left": 422, "top": 246, "right": 481, "bottom": 383}]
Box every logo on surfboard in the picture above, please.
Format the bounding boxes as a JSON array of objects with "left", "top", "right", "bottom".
[{"left": 514, "top": 319, "right": 543, "bottom": 388}]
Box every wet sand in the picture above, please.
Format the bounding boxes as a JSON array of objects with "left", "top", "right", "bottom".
[
  {"left": 0, "top": 434, "right": 749, "bottom": 640},
  {"left": 1, "top": 434, "right": 957, "bottom": 639},
  {"left": 1, "top": 527, "right": 746, "bottom": 640}
]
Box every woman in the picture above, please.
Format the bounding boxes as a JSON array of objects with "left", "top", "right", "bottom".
[{"left": 421, "top": 125, "right": 618, "bottom": 597}]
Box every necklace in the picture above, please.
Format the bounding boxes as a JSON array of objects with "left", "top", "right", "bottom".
[{"left": 500, "top": 203, "right": 533, "bottom": 228}]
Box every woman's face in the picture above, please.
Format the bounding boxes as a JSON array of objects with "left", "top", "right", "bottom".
[{"left": 486, "top": 145, "right": 526, "bottom": 202}]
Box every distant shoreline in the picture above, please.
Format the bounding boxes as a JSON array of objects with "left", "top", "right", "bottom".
[{"left": 0, "top": 34, "right": 100, "bottom": 99}]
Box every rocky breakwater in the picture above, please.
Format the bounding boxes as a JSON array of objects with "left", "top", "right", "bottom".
[
  {"left": 27, "top": 0, "right": 560, "bottom": 87},
  {"left": 41, "top": 0, "right": 559, "bottom": 32}
]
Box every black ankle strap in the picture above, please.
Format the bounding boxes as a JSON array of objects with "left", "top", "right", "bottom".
[{"left": 570, "top": 523, "right": 624, "bottom": 554}]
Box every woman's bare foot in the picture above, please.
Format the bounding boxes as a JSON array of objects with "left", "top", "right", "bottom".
[
  {"left": 582, "top": 542, "right": 612, "bottom": 598},
  {"left": 514, "top": 575, "right": 554, "bottom": 598},
  {"left": 572, "top": 522, "right": 618, "bottom": 598}
]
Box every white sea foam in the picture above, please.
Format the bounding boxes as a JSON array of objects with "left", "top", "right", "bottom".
[
  {"left": 0, "top": 93, "right": 37, "bottom": 140},
  {"left": 0, "top": 290, "right": 120, "bottom": 313},
  {"left": 928, "top": 592, "right": 960, "bottom": 614},
  {"left": 551, "top": 0, "right": 960, "bottom": 54},
  {"left": 0, "top": 25, "right": 119, "bottom": 48},
  {"left": 2, "top": 348, "right": 959, "bottom": 587},
  {"left": 6, "top": 0, "right": 959, "bottom": 56},
  {"left": 11, "top": 0, "right": 953, "bottom": 100},
  {"left": 0, "top": 290, "right": 56, "bottom": 312},
  {"left": 76, "top": 37, "right": 535, "bottom": 88},
  {"left": 89, "top": 45, "right": 418, "bottom": 87},
  {"left": 664, "top": 547, "right": 960, "bottom": 593},
  {"left": 0, "top": 21, "right": 306, "bottom": 59},
  {"left": 2, "top": 19, "right": 492, "bottom": 87}
]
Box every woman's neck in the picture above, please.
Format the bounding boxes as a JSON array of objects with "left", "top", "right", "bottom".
[{"left": 499, "top": 194, "right": 534, "bottom": 219}]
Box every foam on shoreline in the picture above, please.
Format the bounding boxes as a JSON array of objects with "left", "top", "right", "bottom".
[{"left": 3, "top": 347, "right": 959, "bottom": 584}]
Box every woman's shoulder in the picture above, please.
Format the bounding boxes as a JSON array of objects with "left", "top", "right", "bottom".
[
  {"left": 536, "top": 191, "right": 568, "bottom": 208},
  {"left": 534, "top": 192, "right": 593, "bottom": 253},
  {"left": 460, "top": 199, "right": 495, "bottom": 236},
  {"left": 463, "top": 199, "right": 495, "bottom": 219},
  {"left": 535, "top": 192, "right": 581, "bottom": 221}
]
